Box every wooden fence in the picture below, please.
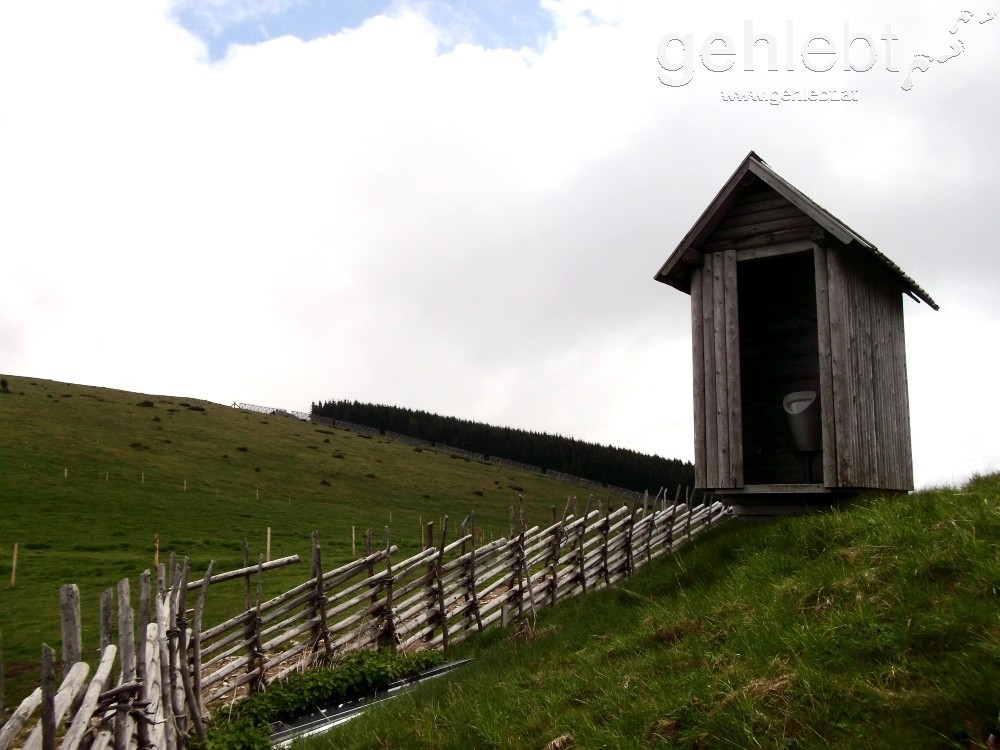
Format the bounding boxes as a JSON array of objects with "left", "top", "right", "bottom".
[{"left": 0, "top": 490, "right": 727, "bottom": 750}]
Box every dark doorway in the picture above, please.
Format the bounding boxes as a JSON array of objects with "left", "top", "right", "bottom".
[{"left": 738, "top": 252, "right": 822, "bottom": 485}]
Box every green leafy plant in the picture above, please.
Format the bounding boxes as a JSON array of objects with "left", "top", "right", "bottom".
[{"left": 192, "top": 649, "right": 445, "bottom": 750}]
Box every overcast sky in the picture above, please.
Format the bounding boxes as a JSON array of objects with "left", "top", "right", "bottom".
[{"left": 2, "top": 1, "right": 997, "bottom": 489}]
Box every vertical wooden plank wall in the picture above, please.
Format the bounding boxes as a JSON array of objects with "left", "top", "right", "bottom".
[
  {"left": 813, "top": 244, "right": 838, "bottom": 487},
  {"left": 701, "top": 254, "right": 719, "bottom": 486},
  {"left": 723, "top": 249, "right": 743, "bottom": 486},
  {"left": 712, "top": 252, "right": 730, "bottom": 487},
  {"left": 691, "top": 252, "right": 742, "bottom": 489},
  {"left": 825, "top": 246, "right": 913, "bottom": 490},
  {"left": 690, "top": 268, "right": 706, "bottom": 488}
]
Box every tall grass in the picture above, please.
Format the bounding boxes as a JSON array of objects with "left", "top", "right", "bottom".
[
  {"left": 0, "top": 376, "right": 601, "bottom": 703},
  {"left": 303, "top": 475, "right": 1000, "bottom": 749}
]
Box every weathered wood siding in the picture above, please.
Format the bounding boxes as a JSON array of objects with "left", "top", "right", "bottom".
[
  {"left": 700, "top": 181, "right": 815, "bottom": 254},
  {"left": 665, "top": 156, "right": 926, "bottom": 496},
  {"left": 814, "top": 244, "right": 838, "bottom": 486},
  {"left": 690, "top": 250, "right": 742, "bottom": 489},
  {"left": 823, "top": 245, "right": 914, "bottom": 490},
  {"left": 690, "top": 182, "right": 815, "bottom": 490}
]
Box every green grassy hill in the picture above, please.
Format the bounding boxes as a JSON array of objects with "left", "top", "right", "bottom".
[
  {"left": 0, "top": 376, "right": 609, "bottom": 703},
  {"left": 307, "top": 475, "right": 1000, "bottom": 749}
]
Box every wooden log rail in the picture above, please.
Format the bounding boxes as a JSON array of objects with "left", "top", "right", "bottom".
[{"left": 0, "top": 492, "right": 727, "bottom": 750}]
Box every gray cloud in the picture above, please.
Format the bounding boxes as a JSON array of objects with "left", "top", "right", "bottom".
[{"left": 1, "top": 0, "right": 997, "bottom": 487}]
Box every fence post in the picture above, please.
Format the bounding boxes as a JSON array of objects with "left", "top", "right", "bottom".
[
  {"left": 686, "top": 488, "right": 695, "bottom": 542},
  {"left": 59, "top": 585, "right": 81, "bottom": 674},
  {"left": 666, "top": 487, "right": 681, "bottom": 550},
  {"left": 378, "top": 530, "right": 398, "bottom": 650},
  {"left": 114, "top": 578, "right": 135, "bottom": 750},
  {"left": 99, "top": 588, "right": 113, "bottom": 654},
  {"left": 467, "top": 512, "right": 483, "bottom": 634},
  {"left": 646, "top": 488, "right": 663, "bottom": 563},
  {"left": 548, "top": 499, "right": 571, "bottom": 608},
  {"left": 436, "top": 517, "right": 450, "bottom": 653},
  {"left": 135, "top": 570, "right": 152, "bottom": 750},
  {"left": 166, "top": 561, "right": 187, "bottom": 743},
  {"left": 40, "top": 645, "right": 55, "bottom": 750},
  {"left": 156, "top": 564, "right": 177, "bottom": 750},
  {"left": 175, "top": 558, "right": 205, "bottom": 745},
  {"left": 600, "top": 501, "right": 611, "bottom": 588},
  {"left": 578, "top": 496, "right": 593, "bottom": 594},
  {"left": 248, "top": 555, "right": 267, "bottom": 695},
  {"left": 624, "top": 498, "right": 639, "bottom": 579},
  {"left": 190, "top": 561, "right": 214, "bottom": 724},
  {"left": 519, "top": 500, "right": 538, "bottom": 625},
  {"left": 365, "top": 528, "right": 378, "bottom": 608},
  {"left": 309, "top": 531, "right": 330, "bottom": 659}
]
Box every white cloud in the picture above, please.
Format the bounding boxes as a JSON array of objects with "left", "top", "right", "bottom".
[{"left": 1, "top": 0, "right": 997, "bottom": 490}]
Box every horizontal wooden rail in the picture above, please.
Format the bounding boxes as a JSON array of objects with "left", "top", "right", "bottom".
[{"left": 2, "top": 492, "right": 726, "bottom": 750}]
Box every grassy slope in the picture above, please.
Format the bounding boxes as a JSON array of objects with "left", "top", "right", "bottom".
[
  {"left": 308, "top": 475, "right": 1000, "bottom": 749},
  {"left": 0, "top": 376, "right": 601, "bottom": 702}
]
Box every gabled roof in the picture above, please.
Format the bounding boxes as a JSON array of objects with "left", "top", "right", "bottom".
[{"left": 653, "top": 151, "right": 939, "bottom": 310}]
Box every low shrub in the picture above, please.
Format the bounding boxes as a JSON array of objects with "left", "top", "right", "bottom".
[{"left": 192, "top": 650, "right": 444, "bottom": 750}]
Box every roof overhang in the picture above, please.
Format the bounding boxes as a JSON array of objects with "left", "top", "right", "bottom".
[{"left": 653, "top": 151, "right": 939, "bottom": 310}]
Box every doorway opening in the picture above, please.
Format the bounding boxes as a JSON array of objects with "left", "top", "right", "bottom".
[{"left": 738, "top": 251, "right": 822, "bottom": 485}]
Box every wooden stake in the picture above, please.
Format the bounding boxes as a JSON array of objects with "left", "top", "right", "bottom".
[
  {"left": 41, "top": 644, "right": 55, "bottom": 750},
  {"left": 115, "top": 578, "right": 135, "bottom": 749},
  {"left": 351, "top": 526, "right": 356, "bottom": 558},
  {"left": 266, "top": 527, "right": 271, "bottom": 563},
  {"left": 141, "top": 472, "right": 144, "bottom": 485},
  {"left": 183, "top": 479, "right": 187, "bottom": 492},
  {"left": 153, "top": 534, "right": 159, "bottom": 571},
  {"left": 63, "top": 468, "right": 68, "bottom": 479},
  {"left": 99, "top": 588, "right": 113, "bottom": 652},
  {"left": 10, "top": 542, "right": 16, "bottom": 587},
  {"left": 59, "top": 584, "right": 81, "bottom": 670}
]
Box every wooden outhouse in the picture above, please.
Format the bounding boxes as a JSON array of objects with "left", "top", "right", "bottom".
[{"left": 654, "top": 151, "right": 937, "bottom": 508}]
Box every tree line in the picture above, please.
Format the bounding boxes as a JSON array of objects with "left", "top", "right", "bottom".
[{"left": 311, "top": 400, "right": 694, "bottom": 495}]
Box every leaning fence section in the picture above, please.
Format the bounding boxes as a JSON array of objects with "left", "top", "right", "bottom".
[{"left": 0, "top": 491, "right": 727, "bottom": 750}]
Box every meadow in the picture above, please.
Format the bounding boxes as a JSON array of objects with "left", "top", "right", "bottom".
[
  {"left": 305, "top": 473, "right": 1000, "bottom": 749},
  {"left": 4, "top": 375, "right": 996, "bottom": 749},
  {"left": 0, "top": 376, "right": 603, "bottom": 704}
]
